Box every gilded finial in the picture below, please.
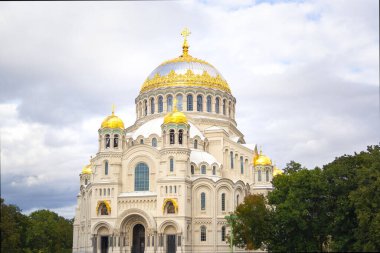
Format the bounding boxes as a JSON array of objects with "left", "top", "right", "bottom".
[
  {"left": 181, "top": 27, "right": 191, "bottom": 57},
  {"left": 112, "top": 104, "right": 115, "bottom": 115}
]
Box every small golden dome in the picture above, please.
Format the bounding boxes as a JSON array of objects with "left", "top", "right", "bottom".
[
  {"left": 101, "top": 106, "right": 125, "bottom": 129},
  {"left": 164, "top": 99, "right": 188, "bottom": 124},
  {"left": 82, "top": 164, "right": 92, "bottom": 174},
  {"left": 273, "top": 166, "right": 283, "bottom": 177},
  {"left": 254, "top": 150, "right": 272, "bottom": 166}
]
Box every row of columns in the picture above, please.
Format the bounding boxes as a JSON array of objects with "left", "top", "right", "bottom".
[{"left": 136, "top": 95, "right": 236, "bottom": 120}]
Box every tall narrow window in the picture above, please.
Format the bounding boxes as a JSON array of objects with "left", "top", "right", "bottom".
[
  {"left": 215, "top": 97, "right": 220, "bottom": 114},
  {"left": 223, "top": 99, "right": 226, "bottom": 115},
  {"left": 197, "top": 95, "right": 203, "bottom": 112},
  {"left": 158, "top": 96, "right": 163, "bottom": 113},
  {"left": 114, "top": 134, "right": 119, "bottom": 148},
  {"left": 187, "top": 94, "right": 193, "bottom": 111},
  {"left": 201, "top": 192, "right": 206, "bottom": 210},
  {"left": 237, "top": 194, "right": 240, "bottom": 206},
  {"left": 176, "top": 94, "right": 183, "bottom": 111},
  {"left": 221, "top": 226, "right": 226, "bottom": 241},
  {"left": 206, "top": 96, "right": 212, "bottom": 112},
  {"left": 240, "top": 156, "right": 244, "bottom": 174},
  {"left": 201, "top": 165, "right": 206, "bottom": 174},
  {"left": 144, "top": 100, "right": 148, "bottom": 116},
  {"left": 105, "top": 134, "right": 110, "bottom": 148},
  {"left": 178, "top": 130, "right": 183, "bottom": 144},
  {"left": 170, "top": 158, "right": 174, "bottom": 172},
  {"left": 150, "top": 97, "right": 155, "bottom": 114},
  {"left": 266, "top": 170, "right": 269, "bottom": 182},
  {"left": 228, "top": 101, "right": 231, "bottom": 116},
  {"left": 258, "top": 170, "right": 262, "bottom": 182},
  {"left": 105, "top": 161, "right": 109, "bottom": 175},
  {"left": 221, "top": 193, "right": 225, "bottom": 211},
  {"left": 200, "top": 226, "right": 206, "bottom": 241},
  {"left": 152, "top": 138, "right": 157, "bottom": 147},
  {"left": 170, "top": 129, "right": 175, "bottom": 144},
  {"left": 135, "top": 163, "right": 149, "bottom": 191},
  {"left": 212, "top": 166, "right": 216, "bottom": 175},
  {"left": 191, "top": 165, "right": 194, "bottom": 175},
  {"left": 167, "top": 95, "right": 173, "bottom": 112},
  {"left": 194, "top": 140, "right": 198, "bottom": 149},
  {"left": 230, "top": 151, "right": 234, "bottom": 169}
]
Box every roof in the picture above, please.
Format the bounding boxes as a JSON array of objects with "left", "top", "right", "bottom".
[{"left": 190, "top": 149, "right": 221, "bottom": 166}]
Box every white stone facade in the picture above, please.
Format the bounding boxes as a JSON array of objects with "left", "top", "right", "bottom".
[{"left": 73, "top": 39, "right": 276, "bottom": 253}]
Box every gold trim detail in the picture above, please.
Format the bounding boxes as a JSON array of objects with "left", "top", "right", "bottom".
[
  {"left": 162, "top": 198, "right": 179, "bottom": 214},
  {"left": 140, "top": 68, "right": 231, "bottom": 94},
  {"left": 96, "top": 200, "right": 111, "bottom": 214}
]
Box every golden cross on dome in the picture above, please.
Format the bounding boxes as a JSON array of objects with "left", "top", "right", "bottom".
[
  {"left": 181, "top": 27, "right": 191, "bottom": 40},
  {"left": 181, "top": 27, "right": 191, "bottom": 56},
  {"left": 112, "top": 104, "right": 115, "bottom": 115}
]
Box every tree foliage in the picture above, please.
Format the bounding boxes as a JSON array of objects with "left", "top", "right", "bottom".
[
  {"left": 228, "top": 144, "right": 380, "bottom": 252},
  {"left": 0, "top": 198, "right": 73, "bottom": 253}
]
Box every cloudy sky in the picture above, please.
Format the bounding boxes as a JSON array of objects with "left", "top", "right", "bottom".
[{"left": 0, "top": 0, "right": 378, "bottom": 218}]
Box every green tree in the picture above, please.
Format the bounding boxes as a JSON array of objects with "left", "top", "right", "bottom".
[
  {"left": 268, "top": 167, "right": 330, "bottom": 252},
  {"left": 0, "top": 198, "right": 30, "bottom": 253},
  {"left": 283, "top": 160, "right": 305, "bottom": 174},
  {"left": 228, "top": 194, "right": 271, "bottom": 250},
  {"left": 324, "top": 145, "right": 380, "bottom": 251},
  {"left": 26, "top": 209, "right": 73, "bottom": 253}
]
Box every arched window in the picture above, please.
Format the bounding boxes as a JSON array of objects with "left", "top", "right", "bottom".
[
  {"left": 152, "top": 138, "right": 157, "bottom": 147},
  {"left": 140, "top": 139, "right": 144, "bottom": 144},
  {"left": 228, "top": 101, "right": 231, "bottom": 116},
  {"left": 223, "top": 99, "right": 226, "bottom": 115},
  {"left": 194, "top": 139, "right": 198, "bottom": 149},
  {"left": 221, "top": 226, "right": 226, "bottom": 241},
  {"left": 167, "top": 95, "right": 173, "bottom": 112},
  {"left": 176, "top": 94, "right": 183, "bottom": 111},
  {"left": 266, "top": 170, "right": 269, "bottom": 182},
  {"left": 150, "top": 97, "right": 155, "bottom": 114},
  {"left": 240, "top": 156, "right": 244, "bottom": 174},
  {"left": 170, "top": 158, "right": 174, "bottom": 172},
  {"left": 201, "top": 165, "right": 206, "bottom": 174},
  {"left": 221, "top": 193, "right": 226, "bottom": 211},
  {"left": 166, "top": 201, "right": 175, "bottom": 214},
  {"left": 84, "top": 179, "right": 88, "bottom": 185},
  {"left": 187, "top": 94, "right": 193, "bottom": 111},
  {"left": 206, "top": 96, "right": 212, "bottom": 112},
  {"left": 158, "top": 96, "right": 163, "bottom": 113},
  {"left": 230, "top": 151, "right": 234, "bottom": 169},
  {"left": 215, "top": 97, "right": 220, "bottom": 114},
  {"left": 201, "top": 192, "right": 206, "bottom": 210},
  {"left": 200, "top": 226, "right": 206, "bottom": 241},
  {"left": 170, "top": 129, "right": 175, "bottom": 144},
  {"left": 105, "top": 161, "right": 109, "bottom": 175},
  {"left": 144, "top": 100, "right": 148, "bottom": 116},
  {"left": 212, "top": 166, "right": 216, "bottom": 175},
  {"left": 114, "top": 134, "right": 119, "bottom": 148},
  {"left": 191, "top": 165, "right": 194, "bottom": 175},
  {"left": 237, "top": 194, "right": 240, "bottom": 206},
  {"left": 258, "top": 170, "right": 262, "bottom": 181},
  {"left": 105, "top": 134, "right": 110, "bottom": 148},
  {"left": 197, "top": 95, "right": 203, "bottom": 112},
  {"left": 135, "top": 163, "right": 149, "bottom": 191},
  {"left": 178, "top": 130, "right": 183, "bottom": 144},
  {"left": 107, "top": 188, "right": 110, "bottom": 196}
]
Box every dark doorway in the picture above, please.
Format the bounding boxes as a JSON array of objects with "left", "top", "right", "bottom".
[
  {"left": 100, "top": 236, "right": 108, "bottom": 253},
  {"left": 167, "top": 235, "right": 176, "bottom": 253},
  {"left": 132, "top": 224, "right": 145, "bottom": 253}
]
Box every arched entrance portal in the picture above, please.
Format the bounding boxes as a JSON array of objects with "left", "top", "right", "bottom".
[{"left": 132, "top": 224, "right": 145, "bottom": 253}]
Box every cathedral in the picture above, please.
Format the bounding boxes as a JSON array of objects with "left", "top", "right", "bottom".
[{"left": 73, "top": 29, "right": 283, "bottom": 253}]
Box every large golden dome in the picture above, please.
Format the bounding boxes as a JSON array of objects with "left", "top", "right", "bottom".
[
  {"left": 254, "top": 150, "right": 272, "bottom": 166},
  {"left": 140, "top": 28, "right": 231, "bottom": 94},
  {"left": 101, "top": 107, "right": 125, "bottom": 129}
]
